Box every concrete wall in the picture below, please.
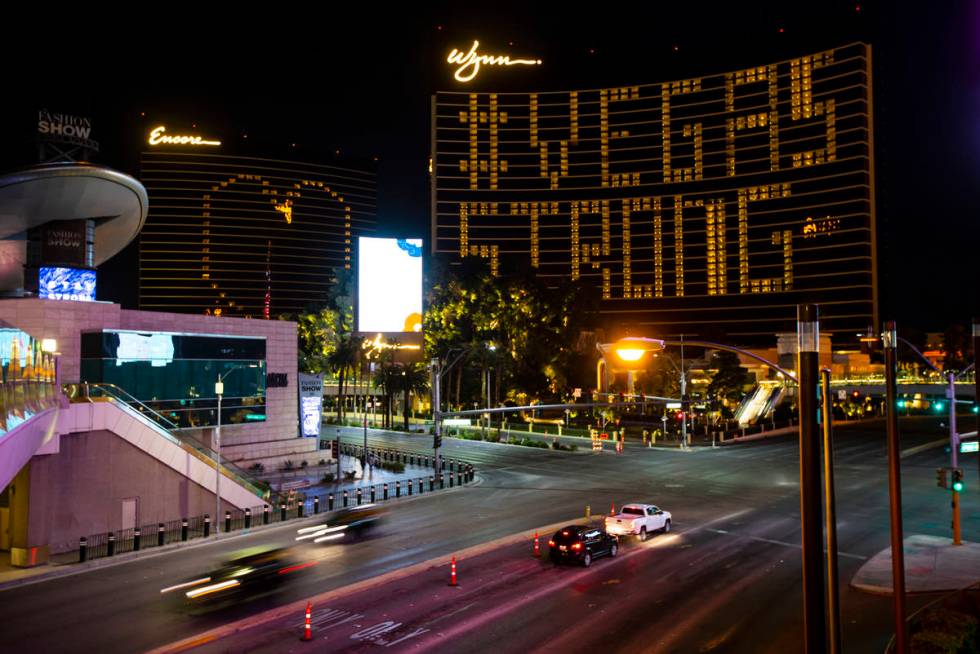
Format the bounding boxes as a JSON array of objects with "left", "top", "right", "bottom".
[
  {"left": 28, "top": 429, "right": 259, "bottom": 554},
  {"left": 0, "top": 298, "right": 310, "bottom": 465}
]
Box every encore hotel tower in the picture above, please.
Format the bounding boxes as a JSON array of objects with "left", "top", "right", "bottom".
[
  {"left": 432, "top": 43, "right": 878, "bottom": 342},
  {"left": 139, "top": 126, "right": 376, "bottom": 318}
]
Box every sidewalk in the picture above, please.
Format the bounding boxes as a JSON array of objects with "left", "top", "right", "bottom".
[{"left": 850, "top": 534, "right": 980, "bottom": 595}]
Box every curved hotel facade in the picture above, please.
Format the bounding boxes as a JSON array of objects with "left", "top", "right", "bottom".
[
  {"left": 432, "top": 43, "right": 877, "bottom": 341},
  {"left": 140, "top": 132, "right": 376, "bottom": 318}
]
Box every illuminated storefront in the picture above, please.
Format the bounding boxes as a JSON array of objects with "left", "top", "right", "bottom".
[{"left": 432, "top": 43, "right": 877, "bottom": 341}]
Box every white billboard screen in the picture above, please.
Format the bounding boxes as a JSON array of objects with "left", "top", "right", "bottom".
[{"left": 357, "top": 237, "right": 423, "bottom": 333}]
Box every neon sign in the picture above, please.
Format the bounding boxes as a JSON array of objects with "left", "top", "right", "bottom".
[
  {"left": 148, "top": 126, "right": 221, "bottom": 147},
  {"left": 447, "top": 41, "right": 541, "bottom": 82}
]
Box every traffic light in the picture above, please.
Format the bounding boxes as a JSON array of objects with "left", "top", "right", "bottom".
[
  {"left": 897, "top": 399, "right": 906, "bottom": 409},
  {"left": 934, "top": 401, "right": 945, "bottom": 413},
  {"left": 675, "top": 411, "right": 684, "bottom": 421},
  {"left": 331, "top": 439, "right": 339, "bottom": 459},
  {"left": 936, "top": 467, "right": 947, "bottom": 488},
  {"left": 951, "top": 469, "right": 964, "bottom": 493},
  {"left": 433, "top": 434, "right": 442, "bottom": 450}
]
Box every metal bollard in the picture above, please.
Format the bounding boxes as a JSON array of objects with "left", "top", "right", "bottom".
[
  {"left": 225, "top": 511, "right": 231, "bottom": 532},
  {"left": 79, "top": 537, "right": 87, "bottom": 563},
  {"left": 245, "top": 508, "right": 252, "bottom": 529},
  {"left": 298, "top": 501, "right": 304, "bottom": 519},
  {"left": 371, "top": 486, "right": 376, "bottom": 503},
  {"left": 440, "top": 473, "right": 445, "bottom": 489},
  {"left": 107, "top": 533, "right": 116, "bottom": 557},
  {"left": 280, "top": 503, "right": 287, "bottom": 521},
  {"left": 396, "top": 480, "right": 401, "bottom": 498},
  {"left": 204, "top": 516, "right": 211, "bottom": 538},
  {"left": 457, "top": 470, "right": 463, "bottom": 486},
  {"left": 357, "top": 488, "right": 363, "bottom": 505},
  {"left": 419, "top": 478, "right": 425, "bottom": 493},
  {"left": 158, "top": 523, "right": 165, "bottom": 547},
  {"left": 430, "top": 475, "right": 435, "bottom": 491},
  {"left": 313, "top": 497, "right": 320, "bottom": 515},
  {"left": 134, "top": 527, "right": 141, "bottom": 551},
  {"left": 181, "top": 519, "right": 189, "bottom": 541},
  {"left": 343, "top": 490, "right": 349, "bottom": 507},
  {"left": 408, "top": 479, "right": 413, "bottom": 496},
  {"left": 263, "top": 505, "right": 270, "bottom": 525},
  {"left": 450, "top": 471, "right": 455, "bottom": 487},
  {"left": 441, "top": 459, "right": 446, "bottom": 471},
  {"left": 383, "top": 483, "right": 389, "bottom": 500},
  {"left": 328, "top": 494, "right": 334, "bottom": 511}
]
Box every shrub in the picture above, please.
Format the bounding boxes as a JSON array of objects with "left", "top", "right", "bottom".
[
  {"left": 343, "top": 470, "right": 357, "bottom": 481},
  {"left": 911, "top": 608, "right": 978, "bottom": 654},
  {"left": 321, "top": 472, "right": 335, "bottom": 484},
  {"left": 282, "top": 459, "right": 295, "bottom": 471},
  {"left": 318, "top": 459, "right": 327, "bottom": 466},
  {"left": 381, "top": 461, "right": 405, "bottom": 473},
  {"left": 300, "top": 460, "right": 309, "bottom": 468},
  {"left": 248, "top": 462, "right": 264, "bottom": 473}
]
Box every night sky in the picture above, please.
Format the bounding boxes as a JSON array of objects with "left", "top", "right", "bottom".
[{"left": 2, "top": 1, "right": 976, "bottom": 330}]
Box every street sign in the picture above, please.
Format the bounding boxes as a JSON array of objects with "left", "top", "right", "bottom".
[
  {"left": 572, "top": 388, "right": 582, "bottom": 398},
  {"left": 960, "top": 441, "right": 979, "bottom": 454},
  {"left": 838, "top": 390, "right": 847, "bottom": 400},
  {"left": 666, "top": 402, "right": 682, "bottom": 409}
]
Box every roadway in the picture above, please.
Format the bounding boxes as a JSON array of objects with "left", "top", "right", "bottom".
[{"left": 0, "top": 416, "right": 975, "bottom": 653}]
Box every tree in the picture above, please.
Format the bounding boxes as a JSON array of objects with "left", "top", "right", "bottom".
[
  {"left": 398, "top": 363, "right": 430, "bottom": 430},
  {"left": 707, "top": 350, "right": 750, "bottom": 411},
  {"left": 293, "top": 307, "right": 341, "bottom": 374},
  {"left": 328, "top": 336, "right": 359, "bottom": 421}
]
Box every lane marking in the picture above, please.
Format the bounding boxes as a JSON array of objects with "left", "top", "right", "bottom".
[{"left": 705, "top": 528, "right": 867, "bottom": 560}]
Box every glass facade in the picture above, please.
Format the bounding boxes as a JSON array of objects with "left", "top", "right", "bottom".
[{"left": 80, "top": 330, "right": 266, "bottom": 429}]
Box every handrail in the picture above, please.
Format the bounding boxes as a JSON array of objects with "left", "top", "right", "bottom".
[{"left": 63, "top": 383, "right": 269, "bottom": 501}]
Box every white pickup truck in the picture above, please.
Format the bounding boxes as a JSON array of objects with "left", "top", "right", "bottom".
[{"left": 604, "top": 504, "right": 671, "bottom": 541}]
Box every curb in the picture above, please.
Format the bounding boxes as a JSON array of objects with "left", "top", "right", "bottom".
[
  {"left": 899, "top": 438, "right": 949, "bottom": 459},
  {"left": 146, "top": 516, "right": 596, "bottom": 654}
]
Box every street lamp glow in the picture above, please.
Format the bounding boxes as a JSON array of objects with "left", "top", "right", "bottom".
[{"left": 615, "top": 349, "right": 645, "bottom": 362}]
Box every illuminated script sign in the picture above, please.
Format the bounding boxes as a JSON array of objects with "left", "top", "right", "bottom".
[
  {"left": 447, "top": 41, "right": 541, "bottom": 82},
  {"left": 148, "top": 126, "right": 221, "bottom": 147}
]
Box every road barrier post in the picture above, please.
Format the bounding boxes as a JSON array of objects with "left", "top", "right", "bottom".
[
  {"left": 301, "top": 601, "right": 313, "bottom": 642},
  {"left": 79, "top": 537, "right": 87, "bottom": 563},
  {"left": 357, "top": 488, "right": 363, "bottom": 505},
  {"left": 181, "top": 519, "right": 189, "bottom": 541},
  {"left": 158, "top": 523, "right": 165, "bottom": 547},
  {"left": 328, "top": 494, "right": 334, "bottom": 511},
  {"left": 430, "top": 476, "right": 435, "bottom": 491},
  {"left": 450, "top": 470, "right": 455, "bottom": 487},
  {"left": 203, "top": 517, "right": 210, "bottom": 539},
  {"left": 534, "top": 531, "right": 540, "bottom": 557},
  {"left": 280, "top": 503, "right": 287, "bottom": 521},
  {"left": 263, "top": 505, "right": 270, "bottom": 525},
  {"left": 449, "top": 555, "right": 458, "bottom": 587},
  {"left": 383, "top": 483, "right": 389, "bottom": 501},
  {"left": 419, "top": 477, "right": 425, "bottom": 493},
  {"left": 225, "top": 511, "right": 232, "bottom": 532},
  {"left": 297, "top": 501, "right": 304, "bottom": 519},
  {"left": 245, "top": 508, "right": 252, "bottom": 528},
  {"left": 343, "top": 490, "right": 349, "bottom": 508},
  {"left": 440, "top": 473, "right": 445, "bottom": 489},
  {"left": 371, "top": 486, "right": 376, "bottom": 503},
  {"left": 107, "top": 532, "right": 115, "bottom": 557},
  {"left": 396, "top": 481, "right": 401, "bottom": 498},
  {"left": 408, "top": 479, "right": 413, "bottom": 496},
  {"left": 313, "top": 497, "right": 319, "bottom": 515},
  {"left": 134, "top": 527, "right": 141, "bottom": 551}
]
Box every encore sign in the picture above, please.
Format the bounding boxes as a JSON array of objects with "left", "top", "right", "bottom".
[
  {"left": 447, "top": 41, "right": 541, "bottom": 82},
  {"left": 147, "top": 125, "right": 221, "bottom": 147}
]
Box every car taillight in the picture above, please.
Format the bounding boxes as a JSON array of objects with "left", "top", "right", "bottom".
[
  {"left": 571, "top": 542, "right": 583, "bottom": 551},
  {"left": 548, "top": 540, "right": 556, "bottom": 547}
]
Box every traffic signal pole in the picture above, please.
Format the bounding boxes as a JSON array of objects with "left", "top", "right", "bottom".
[
  {"left": 974, "top": 318, "right": 979, "bottom": 487},
  {"left": 431, "top": 359, "right": 442, "bottom": 473},
  {"left": 883, "top": 321, "right": 909, "bottom": 654},
  {"left": 796, "top": 304, "right": 827, "bottom": 654},
  {"left": 948, "top": 372, "right": 962, "bottom": 545}
]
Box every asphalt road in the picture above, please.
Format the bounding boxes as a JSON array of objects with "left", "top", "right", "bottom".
[{"left": 0, "top": 416, "right": 976, "bottom": 653}]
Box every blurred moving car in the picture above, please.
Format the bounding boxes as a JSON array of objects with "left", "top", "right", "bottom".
[
  {"left": 548, "top": 525, "right": 618, "bottom": 567},
  {"left": 605, "top": 503, "right": 671, "bottom": 541},
  {"left": 159, "top": 546, "right": 314, "bottom": 604},
  {"left": 296, "top": 504, "right": 387, "bottom": 544}
]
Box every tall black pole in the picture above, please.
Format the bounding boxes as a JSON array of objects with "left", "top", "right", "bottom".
[
  {"left": 974, "top": 318, "right": 979, "bottom": 486},
  {"left": 797, "top": 304, "right": 826, "bottom": 654},
  {"left": 883, "top": 321, "right": 908, "bottom": 653},
  {"left": 821, "top": 369, "right": 841, "bottom": 654}
]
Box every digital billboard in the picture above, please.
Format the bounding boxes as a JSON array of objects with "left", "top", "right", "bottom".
[
  {"left": 432, "top": 43, "right": 876, "bottom": 341},
  {"left": 38, "top": 267, "right": 96, "bottom": 302},
  {"left": 357, "top": 237, "right": 423, "bottom": 334}
]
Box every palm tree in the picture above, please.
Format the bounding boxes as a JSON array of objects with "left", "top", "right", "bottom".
[
  {"left": 328, "top": 335, "right": 359, "bottom": 421},
  {"left": 399, "top": 363, "right": 430, "bottom": 430}
]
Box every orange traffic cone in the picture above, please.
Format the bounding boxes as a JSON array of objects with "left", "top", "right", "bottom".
[
  {"left": 610, "top": 501, "right": 616, "bottom": 517},
  {"left": 533, "top": 531, "right": 540, "bottom": 557},
  {"left": 301, "top": 601, "right": 312, "bottom": 641},
  {"left": 449, "top": 555, "right": 458, "bottom": 586}
]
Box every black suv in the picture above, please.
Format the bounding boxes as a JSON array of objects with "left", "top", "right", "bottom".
[{"left": 548, "top": 525, "right": 618, "bottom": 567}]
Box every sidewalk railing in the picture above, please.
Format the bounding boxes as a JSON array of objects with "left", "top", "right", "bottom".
[{"left": 65, "top": 446, "right": 475, "bottom": 565}]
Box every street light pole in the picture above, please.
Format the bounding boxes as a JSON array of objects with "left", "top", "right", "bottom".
[
  {"left": 883, "top": 321, "right": 909, "bottom": 654},
  {"left": 215, "top": 377, "right": 223, "bottom": 534},
  {"left": 797, "top": 304, "right": 826, "bottom": 654},
  {"left": 821, "top": 368, "right": 842, "bottom": 654},
  {"left": 680, "top": 336, "right": 688, "bottom": 447}
]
